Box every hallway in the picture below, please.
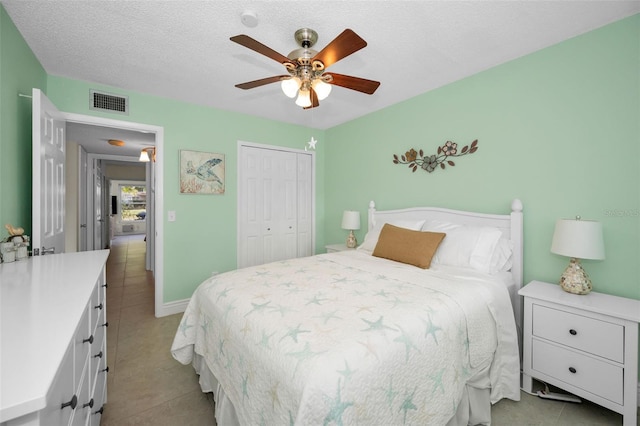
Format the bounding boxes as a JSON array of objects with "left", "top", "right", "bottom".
[{"left": 102, "top": 234, "right": 215, "bottom": 425}]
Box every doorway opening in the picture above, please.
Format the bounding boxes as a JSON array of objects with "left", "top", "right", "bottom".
[{"left": 64, "top": 112, "right": 165, "bottom": 318}]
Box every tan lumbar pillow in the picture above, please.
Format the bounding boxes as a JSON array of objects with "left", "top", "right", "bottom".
[{"left": 372, "top": 224, "right": 446, "bottom": 269}]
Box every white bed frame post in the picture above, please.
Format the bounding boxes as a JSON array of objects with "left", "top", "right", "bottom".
[
  {"left": 367, "top": 200, "right": 376, "bottom": 232},
  {"left": 509, "top": 199, "right": 524, "bottom": 350},
  {"left": 509, "top": 199, "right": 524, "bottom": 289}
]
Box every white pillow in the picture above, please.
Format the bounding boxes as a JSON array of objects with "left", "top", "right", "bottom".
[
  {"left": 422, "top": 220, "right": 505, "bottom": 273},
  {"left": 469, "top": 227, "right": 503, "bottom": 273},
  {"left": 489, "top": 238, "right": 513, "bottom": 273},
  {"left": 358, "top": 219, "right": 426, "bottom": 253}
]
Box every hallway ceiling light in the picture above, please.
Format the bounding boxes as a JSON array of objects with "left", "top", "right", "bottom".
[{"left": 108, "top": 139, "right": 125, "bottom": 146}]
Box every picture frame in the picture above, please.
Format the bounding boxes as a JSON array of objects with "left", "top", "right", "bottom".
[{"left": 179, "top": 150, "right": 225, "bottom": 194}]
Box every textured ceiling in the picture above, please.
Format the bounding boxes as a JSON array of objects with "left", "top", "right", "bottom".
[{"left": 3, "top": 1, "right": 639, "bottom": 137}]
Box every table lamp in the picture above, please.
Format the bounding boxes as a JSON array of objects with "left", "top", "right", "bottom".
[
  {"left": 341, "top": 211, "right": 361, "bottom": 248},
  {"left": 550, "top": 216, "right": 605, "bottom": 295}
]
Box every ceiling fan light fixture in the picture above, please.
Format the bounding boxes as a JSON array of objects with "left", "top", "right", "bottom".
[
  {"left": 295, "top": 89, "right": 312, "bottom": 108},
  {"left": 312, "top": 79, "right": 332, "bottom": 101},
  {"left": 281, "top": 77, "right": 300, "bottom": 98}
]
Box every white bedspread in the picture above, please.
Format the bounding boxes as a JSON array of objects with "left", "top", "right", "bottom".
[{"left": 171, "top": 251, "right": 520, "bottom": 425}]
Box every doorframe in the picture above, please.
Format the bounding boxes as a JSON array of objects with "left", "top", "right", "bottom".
[
  {"left": 64, "top": 112, "right": 165, "bottom": 318},
  {"left": 236, "top": 140, "right": 316, "bottom": 267}
]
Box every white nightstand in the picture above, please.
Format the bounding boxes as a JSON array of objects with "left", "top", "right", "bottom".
[
  {"left": 325, "top": 243, "right": 356, "bottom": 253},
  {"left": 519, "top": 280, "right": 640, "bottom": 426}
]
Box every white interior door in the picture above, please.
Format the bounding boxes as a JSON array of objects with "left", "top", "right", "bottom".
[
  {"left": 296, "top": 153, "right": 313, "bottom": 257},
  {"left": 78, "top": 146, "right": 88, "bottom": 251},
  {"left": 93, "top": 159, "right": 103, "bottom": 250},
  {"left": 146, "top": 162, "right": 156, "bottom": 273},
  {"left": 32, "top": 88, "right": 66, "bottom": 255},
  {"left": 238, "top": 144, "right": 314, "bottom": 268}
]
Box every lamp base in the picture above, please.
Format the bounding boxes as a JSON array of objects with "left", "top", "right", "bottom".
[
  {"left": 559, "top": 258, "right": 592, "bottom": 295},
  {"left": 346, "top": 230, "right": 357, "bottom": 249}
]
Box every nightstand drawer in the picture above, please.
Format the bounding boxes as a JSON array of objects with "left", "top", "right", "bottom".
[
  {"left": 532, "top": 304, "right": 624, "bottom": 362},
  {"left": 532, "top": 339, "right": 623, "bottom": 404}
]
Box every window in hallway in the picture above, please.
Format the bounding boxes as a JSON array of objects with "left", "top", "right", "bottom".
[{"left": 120, "top": 185, "right": 147, "bottom": 221}]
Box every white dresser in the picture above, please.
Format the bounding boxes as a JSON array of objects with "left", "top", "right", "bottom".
[
  {"left": 0, "top": 250, "right": 110, "bottom": 426},
  {"left": 519, "top": 280, "right": 639, "bottom": 426}
]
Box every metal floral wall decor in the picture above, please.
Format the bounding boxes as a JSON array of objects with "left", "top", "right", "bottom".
[{"left": 393, "top": 139, "right": 478, "bottom": 173}]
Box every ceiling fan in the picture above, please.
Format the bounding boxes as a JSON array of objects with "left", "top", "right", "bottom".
[{"left": 230, "top": 28, "right": 380, "bottom": 109}]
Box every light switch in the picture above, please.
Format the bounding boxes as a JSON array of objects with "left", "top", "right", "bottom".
[{"left": 168, "top": 211, "right": 176, "bottom": 222}]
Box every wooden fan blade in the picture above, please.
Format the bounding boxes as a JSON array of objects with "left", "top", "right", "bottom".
[
  {"left": 230, "top": 34, "right": 294, "bottom": 65},
  {"left": 311, "top": 29, "right": 367, "bottom": 68},
  {"left": 325, "top": 73, "right": 380, "bottom": 95},
  {"left": 235, "top": 75, "right": 289, "bottom": 90},
  {"left": 303, "top": 88, "right": 320, "bottom": 109}
]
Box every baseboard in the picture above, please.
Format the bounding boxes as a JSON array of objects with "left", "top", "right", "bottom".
[{"left": 157, "top": 298, "right": 190, "bottom": 317}]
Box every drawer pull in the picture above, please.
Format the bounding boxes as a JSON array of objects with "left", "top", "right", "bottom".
[
  {"left": 83, "top": 335, "right": 94, "bottom": 344},
  {"left": 94, "top": 303, "right": 103, "bottom": 310},
  {"left": 61, "top": 394, "right": 77, "bottom": 410},
  {"left": 94, "top": 351, "right": 103, "bottom": 359},
  {"left": 102, "top": 366, "right": 110, "bottom": 373},
  {"left": 102, "top": 283, "right": 108, "bottom": 288},
  {"left": 94, "top": 406, "right": 104, "bottom": 416},
  {"left": 569, "top": 367, "right": 577, "bottom": 374},
  {"left": 102, "top": 321, "right": 109, "bottom": 327},
  {"left": 569, "top": 329, "right": 577, "bottom": 336},
  {"left": 83, "top": 399, "right": 94, "bottom": 409}
]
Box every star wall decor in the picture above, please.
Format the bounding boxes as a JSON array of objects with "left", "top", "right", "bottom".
[{"left": 305, "top": 136, "right": 318, "bottom": 151}]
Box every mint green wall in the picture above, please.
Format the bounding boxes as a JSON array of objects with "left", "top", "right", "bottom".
[
  {"left": 44, "top": 76, "right": 326, "bottom": 302},
  {"left": 326, "top": 15, "right": 640, "bottom": 300},
  {"left": 2, "top": 5, "right": 637, "bottom": 306},
  {"left": 0, "top": 5, "right": 47, "bottom": 234}
]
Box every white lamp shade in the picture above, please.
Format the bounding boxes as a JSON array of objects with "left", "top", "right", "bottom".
[
  {"left": 551, "top": 218, "right": 605, "bottom": 260},
  {"left": 295, "top": 89, "right": 312, "bottom": 107},
  {"left": 281, "top": 78, "right": 300, "bottom": 98},
  {"left": 139, "top": 149, "right": 150, "bottom": 162},
  {"left": 341, "top": 211, "right": 360, "bottom": 230},
  {"left": 312, "top": 79, "right": 332, "bottom": 100}
]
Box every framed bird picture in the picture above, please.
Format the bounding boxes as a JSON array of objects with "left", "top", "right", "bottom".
[{"left": 179, "top": 150, "right": 225, "bottom": 194}]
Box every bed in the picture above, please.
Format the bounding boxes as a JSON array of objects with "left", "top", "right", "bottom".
[{"left": 171, "top": 199, "right": 523, "bottom": 425}]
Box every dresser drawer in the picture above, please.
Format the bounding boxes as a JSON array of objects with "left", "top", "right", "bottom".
[
  {"left": 72, "top": 305, "right": 91, "bottom": 390},
  {"left": 532, "top": 339, "right": 623, "bottom": 404},
  {"left": 532, "top": 304, "right": 624, "bottom": 362},
  {"left": 39, "top": 343, "right": 75, "bottom": 426}
]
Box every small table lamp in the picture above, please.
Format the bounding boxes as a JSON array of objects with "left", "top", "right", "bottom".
[
  {"left": 341, "top": 211, "right": 361, "bottom": 249},
  {"left": 550, "top": 216, "right": 605, "bottom": 295}
]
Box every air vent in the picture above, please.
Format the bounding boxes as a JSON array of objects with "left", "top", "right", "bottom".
[{"left": 90, "top": 90, "right": 129, "bottom": 115}]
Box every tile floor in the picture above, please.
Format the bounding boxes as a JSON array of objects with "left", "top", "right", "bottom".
[{"left": 100, "top": 234, "right": 637, "bottom": 425}]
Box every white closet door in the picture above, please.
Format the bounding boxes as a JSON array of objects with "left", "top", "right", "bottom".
[
  {"left": 296, "top": 153, "right": 313, "bottom": 258},
  {"left": 238, "top": 145, "right": 313, "bottom": 269},
  {"left": 240, "top": 145, "right": 265, "bottom": 268}
]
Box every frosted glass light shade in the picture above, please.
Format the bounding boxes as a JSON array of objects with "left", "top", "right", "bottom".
[
  {"left": 295, "top": 89, "right": 312, "bottom": 107},
  {"left": 139, "top": 149, "right": 150, "bottom": 162},
  {"left": 551, "top": 219, "right": 605, "bottom": 260},
  {"left": 281, "top": 78, "right": 300, "bottom": 98},
  {"left": 312, "top": 79, "right": 332, "bottom": 100},
  {"left": 341, "top": 211, "right": 361, "bottom": 230}
]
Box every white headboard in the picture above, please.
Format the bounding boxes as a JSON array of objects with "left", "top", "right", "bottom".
[{"left": 367, "top": 199, "right": 524, "bottom": 333}]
